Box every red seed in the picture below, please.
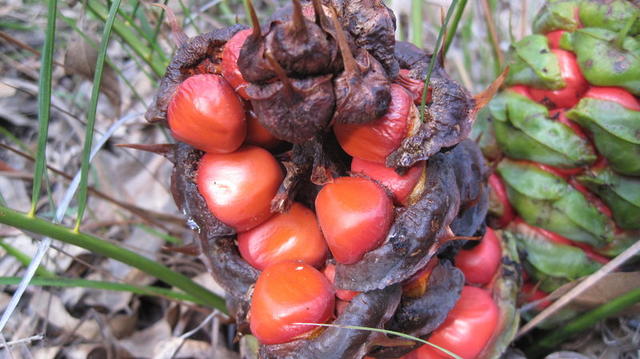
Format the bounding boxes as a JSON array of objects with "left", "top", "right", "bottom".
[
  {"left": 334, "top": 84, "right": 413, "bottom": 163},
  {"left": 315, "top": 177, "right": 394, "bottom": 264},
  {"left": 221, "top": 29, "right": 252, "bottom": 99},
  {"left": 351, "top": 157, "right": 425, "bottom": 205},
  {"left": 454, "top": 228, "right": 502, "bottom": 286},
  {"left": 529, "top": 49, "right": 588, "bottom": 109},
  {"left": 250, "top": 261, "right": 335, "bottom": 345},
  {"left": 196, "top": 146, "right": 282, "bottom": 231},
  {"left": 168, "top": 74, "right": 246, "bottom": 153},
  {"left": 238, "top": 202, "right": 328, "bottom": 270}
]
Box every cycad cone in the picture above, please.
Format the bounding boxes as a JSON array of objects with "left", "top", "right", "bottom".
[{"left": 474, "top": 0, "right": 640, "bottom": 293}]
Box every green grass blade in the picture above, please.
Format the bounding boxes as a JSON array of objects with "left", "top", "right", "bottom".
[
  {"left": 419, "top": 0, "right": 460, "bottom": 122},
  {"left": 295, "top": 323, "right": 462, "bottom": 359},
  {"left": 29, "top": 0, "right": 58, "bottom": 216},
  {"left": 0, "top": 205, "right": 226, "bottom": 311},
  {"left": 73, "top": 0, "right": 121, "bottom": 231},
  {"left": 86, "top": 0, "right": 166, "bottom": 77},
  {"left": 0, "top": 240, "right": 56, "bottom": 278},
  {"left": 0, "top": 277, "right": 209, "bottom": 306},
  {"left": 442, "top": 0, "right": 468, "bottom": 55}
]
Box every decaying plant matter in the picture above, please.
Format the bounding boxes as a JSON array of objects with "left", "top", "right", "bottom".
[{"left": 144, "top": 0, "right": 518, "bottom": 358}]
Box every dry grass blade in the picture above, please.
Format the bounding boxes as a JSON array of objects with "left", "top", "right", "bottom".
[
  {"left": 516, "top": 239, "right": 640, "bottom": 338},
  {"left": 479, "top": 0, "right": 504, "bottom": 69}
]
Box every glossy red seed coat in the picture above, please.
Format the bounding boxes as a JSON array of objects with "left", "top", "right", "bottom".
[
  {"left": 168, "top": 74, "right": 246, "bottom": 153},
  {"left": 529, "top": 49, "right": 588, "bottom": 109},
  {"left": 351, "top": 158, "right": 424, "bottom": 205},
  {"left": 455, "top": 228, "right": 502, "bottom": 286},
  {"left": 315, "top": 177, "right": 394, "bottom": 264},
  {"left": 244, "top": 109, "right": 281, "bottom": 149},
  {"left": 238, "top": 202, "right": 327, "bottom": 270},
  {"left": 334, "top": 84, "right": 412, "bottom": 163},
  {"left": 583, "top": 87, "right": 640, "bottom": 111},
  {"left": 488, "top": 173, "right": 515, "bottom": 228},
  {"left": 221, "top": 29, "right": 252, "bottom": 99},
  {"left": 546, "top": 30, "right": 566, "bottom": 49},
  {"left": 250, "top": 261, "right": 335, "bottom": 345},
  {"left": 406, "top": 286, "right": 499, "bottom": 359},
  {"left": 196, "top": 146, "right": 283, "bottom": 232},
  {"left": 507, "top": 85, "right": 532, "bottom": 99}
]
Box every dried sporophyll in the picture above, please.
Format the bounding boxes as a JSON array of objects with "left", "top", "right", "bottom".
[
  {"left": 368, "top": 261, "right": 464, "bottom": 359},
  {"left": 268, "top": 0, "right": 340, "bottom": 78},
  {"left": 238, "top": 0, "right": 339, "bottom": 83},
  {"left": 334, "top": 141, "right": 487, "bottom": 292},
  {"left": 329, "top": 0, "right": 399, "bottom": 78},
  {"left": 146, "top": 24, "right": 247, "bottom": 123},
  {"left": 387, "top": 42, "right": 476, "bottom": 168},
  {"left": 334, "top": 150, "right": 462, "bottom": 292},
  {"left": 246, "top": 73, "right": 336, "bottom": 143},
  {"left": 328, "top": 6, "right": 391, "bottom": 125}
]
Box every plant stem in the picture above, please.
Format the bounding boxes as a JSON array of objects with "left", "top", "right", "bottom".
[
  {"left": 419, "top": 0, "right": 460, "bottom": 123},
  {"left": 526, "top": 287, "right": 640, "bottom": 358},
  {"left": 0, "top": 205, "right": 227, "bottom": 311},
  {"left": 443, "top": 0, "right": 468, "bottom": 56},
  {"left": 0, "top": 277, "right": 209, "bottom": 306},
  {"left": 30, "top": 0, "right": 58, "bottom": 216},
  {"left": 74, "top": 0, "right": 121, "bottom": 231}
]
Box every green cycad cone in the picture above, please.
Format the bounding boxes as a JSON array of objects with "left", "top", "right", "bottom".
[
  {"left": 564, "top": 28, "right": 640, "bottom": 95},
  {"left": 576, "top": 167, "right": 640, "bottom": 230},
  {"left": 497, "top": 159, "right": 613, "bottom": 248},
  {"left": 567, "top": 97, "right": 640, "bottom": 175},
  {"left": 532, "top": 0, "right": 582, "bottom": 34},
  {"left": 490, "top": 91, "right": 596, "bottom": 168},
  {"left": 505, "top": 35, "right": 564, "bottom": 89}
]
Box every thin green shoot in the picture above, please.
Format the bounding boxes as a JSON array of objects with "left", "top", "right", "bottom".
[
  {"left": 0, "top": 277, "right": 209, "bottom": 307},
  {"left": 0, "top": 240, "right": 56, "bottom": 278},
  {"left": 442, "top": 0, "right": 468, "bottom": 55},
  {"left": 74, "top": 0, "right": 122, "bottom": 232},
  {"left": 0, "top": 205, "right": 226, "bottom": 311},
  {"left": 30, "top": 0, "right": 58, "bottom": 217},
  {"left": 419, "top": 0, "right": 460, "bottom": 123},
  {"left": 294, "top": 323, "right": 462, "bottom": 359}
]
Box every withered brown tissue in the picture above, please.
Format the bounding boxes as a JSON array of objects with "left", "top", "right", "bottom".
[{"left": 148, "top": 1, "right": 489, "bottom": 358}]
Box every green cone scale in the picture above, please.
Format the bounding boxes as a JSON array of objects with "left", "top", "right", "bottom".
[{"left": 476, "top": 0, "right": 640, "bottom": 289}]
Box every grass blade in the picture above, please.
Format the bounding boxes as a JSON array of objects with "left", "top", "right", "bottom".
[
  {"left": 0, "top": 277, "right": 209, "bottom": 307},
  {"left": 419, "top": 0, "right": 460, "bottom": 122},
  {"left": 295, "top": 323, "right": 462, "bottom": 359},
  {"left": 0, "top": 240, "right": 56, "bottom": 278},
  {"left": 29, "top": 0, "right": 58, "bottom": 216},
  {"left": 0, "top": 205, "right": 226, "bottom": 311},
  {"left": 443, "top": 0, "right": 468, "bottom": 55},
  {"left": 73, "top": 0, "right": 121, "bottom": 231},
  {"left": 86, "top": 0, "right": 166, "bottom": 77}
]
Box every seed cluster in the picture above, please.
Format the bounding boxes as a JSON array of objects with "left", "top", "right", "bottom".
[
  {"left": 145, "top": 0, "right": 505, "bottom": 358},
  {"left": 478, "top": 0, "right": 640, "bottom": 305}
]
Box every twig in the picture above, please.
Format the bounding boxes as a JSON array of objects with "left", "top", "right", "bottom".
[
  {"left": 479, "top": 0, "right": 504, "bottom": 69},
  {"left": 517, "top": 239, "right": 640, "bottom": 338}
]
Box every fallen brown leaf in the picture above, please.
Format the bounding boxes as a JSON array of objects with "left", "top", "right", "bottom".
[{"left": 64, "top": 37, "right": 121, "bottom": 115}]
